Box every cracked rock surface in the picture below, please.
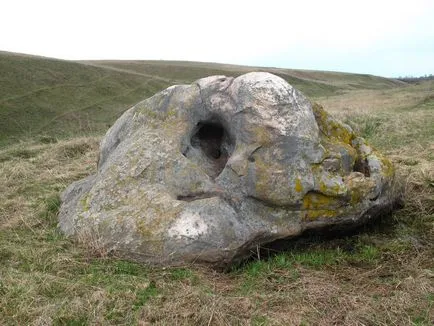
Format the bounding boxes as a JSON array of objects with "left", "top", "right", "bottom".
[{"left": 59, "top": 72, "right": 398, "bottom": 268}]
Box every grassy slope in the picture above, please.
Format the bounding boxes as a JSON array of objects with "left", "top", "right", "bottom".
[
  {"left": 0, "top": 52, "right": 432, "bottom": 325},
  {"left": 85, "top": 59, "right": 405, "bottom": 96},
  {"left": 1, "top": 51, "right": 404, "bottom": 146},
  {"left": 0, "top": 52, "right": 172, "bottom": 146}
]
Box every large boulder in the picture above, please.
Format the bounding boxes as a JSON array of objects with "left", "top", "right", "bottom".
[{"left": 59, "top": 72, "right": 398, "bottom": 268}]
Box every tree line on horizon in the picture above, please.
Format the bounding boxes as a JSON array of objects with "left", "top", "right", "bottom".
[{"left": 398, "top": 74, "right": 434, "bottom": 83}]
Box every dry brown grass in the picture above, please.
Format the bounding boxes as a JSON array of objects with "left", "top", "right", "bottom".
[
  {"left": 317, "top": 80, "right": 434, "bottom": 115},
  {"left": 135, "top": 258, "right": 433, "bottom": 325},
  {"left": 0, "top": 137, "right": 99, "bottom": 229}
]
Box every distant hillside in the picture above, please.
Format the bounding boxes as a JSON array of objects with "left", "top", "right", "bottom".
[
  {"left": 0, "top": 51, "right": 405, "bottom": 146},
  {"left": 0, "top": 51, "right": 176, "bottom": 146},
  {"left": 84, "top": 60, "right": 405, "bottom": 96}
]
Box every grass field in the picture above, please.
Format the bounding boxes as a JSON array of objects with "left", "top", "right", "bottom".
[
  {"left": 0, "top": 52, "right": 433, "bottom": 325},
  {"left": 0, "top": 51, "right": 404, "bottom": 146}
]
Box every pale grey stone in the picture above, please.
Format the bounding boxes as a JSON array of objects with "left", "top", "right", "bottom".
[{"left": 59, "top": 72, "right": 398, "bottom": 269}]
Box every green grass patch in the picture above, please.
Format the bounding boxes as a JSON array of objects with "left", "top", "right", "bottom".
[
  {"left": 169, "top": 267, "right": 196, "bottom": 281},
  {"left": 39, "top": 194, "right": 61, "bottom": 226},
  {"left": 133, "top": 281, "right": 159, "bottom": 310},
  {"left": 289, "top": 248, "right": 347, "bottom": 267},
  {"left": 252, "top": 315, "right": 269, "bottom": 326}
]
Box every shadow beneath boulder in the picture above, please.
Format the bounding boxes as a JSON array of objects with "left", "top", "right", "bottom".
[{"left": 234, "top": 201, "right": 404, "bottom": 270}]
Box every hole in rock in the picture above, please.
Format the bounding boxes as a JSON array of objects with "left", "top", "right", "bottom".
[
  {"left": 197, "top": 123, "right": 223, "bottom": 159},
  {"left": 353, "top": 157, "right": 370, "bottom": 177},
  {"left": 190, "top": 120, "right": 233, "bottom": 178}
]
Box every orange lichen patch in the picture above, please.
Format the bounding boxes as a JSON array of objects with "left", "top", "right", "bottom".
[{"left": 312, "top": 102, "right": 355, "bottom": 144}]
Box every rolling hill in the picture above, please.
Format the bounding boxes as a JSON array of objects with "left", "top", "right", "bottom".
[{"left": 0, "top": 51, "right": 405, "bottom": 146}]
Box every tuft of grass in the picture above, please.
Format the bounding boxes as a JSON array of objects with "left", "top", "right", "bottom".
[
  {"left": 289, "top": 248, "right": 347, "bottom": 267},
  {"left": 170, "top": 267, "right": 197, "bottom": 283},
  {"left": 112, "top": 260, "right": 144, "bottom": 276},
  {"left": 252, "top": 315, "right": 269, "bottom": 326},
  {"left": 39, "top": 194, "right": 61, "bottom": 226},
  {"left": 133, "top": 281, "right": 159, "bottom": 310},
  {"left": 356, "top": 116, "right": 383, "bottom": 140},
  {"left": 352, "top": 244, "right": 380, "bottom": 264}
]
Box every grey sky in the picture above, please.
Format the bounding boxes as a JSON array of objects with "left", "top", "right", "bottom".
[{"left": 1, "top": 0, "right": 433, "bottom": 77}]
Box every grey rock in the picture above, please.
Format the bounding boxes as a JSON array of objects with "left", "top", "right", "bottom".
[{"left": 59, "top": 72, "right": 398, "bottom": 269}]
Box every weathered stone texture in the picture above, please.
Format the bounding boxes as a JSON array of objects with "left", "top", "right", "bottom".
[{"left": 59, "top": 72, "right": 398, "bottom": 268}]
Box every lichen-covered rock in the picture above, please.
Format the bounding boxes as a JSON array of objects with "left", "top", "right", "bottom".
[{"left": 59, "top": 72, "right": 398, "bottom": 268}]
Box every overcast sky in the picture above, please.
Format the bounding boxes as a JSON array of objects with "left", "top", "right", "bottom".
[{"left": 1, "top": 0, "right": 434, "bottom": 77}]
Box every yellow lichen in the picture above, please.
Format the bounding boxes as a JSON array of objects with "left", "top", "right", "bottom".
[
  {"left": 301, "top": 192, "right": 342, "bottom": 220},
  {"left": 345, "top": 173, "right": 376, "bottom": 205},
  {"left": 303, "top": 192, "right": 337, "bottom": 210},
  {"left": 374, "top": 151, "right": 395, "bottom": 178},
  {"left": 312, "top": 103, "right": 355, "bottom": 145},
  {"left": 303, "top": 209, "right": 339, "bottom": 220},
  {"left": 318, "top": 179, "right": 347, "bottom": 196},
  {"left": 80, "top": 194, "right": 91, "bottom": 211},
  {"left": 295, "top": 178, "right": 303, "bottom": 193}
]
